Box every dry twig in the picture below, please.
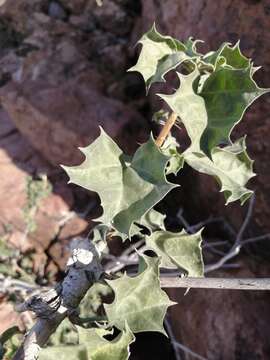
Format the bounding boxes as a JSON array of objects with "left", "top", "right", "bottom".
[{"left": 13, "top": 238, "right": 103, "bottom": 360}]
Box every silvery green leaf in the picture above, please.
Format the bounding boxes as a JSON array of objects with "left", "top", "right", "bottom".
[
  {"left": 39, "top": 345, "right": 87, "bottom": 360},
  {"left": 159, "top": 68, "right": 256, "bottom": 204},
  {"left": 146, "top": 229, "right": 204, "bottom": 277},
  {"left": 161, "top": 134, "right": 184, "bottom": 175},
  {"left": 128, "top": 23, "right": 192, "bottom": 91},
  {"left": 104, "top": 254, "right": 175, "bottom": 334},
  {"left": 199, "top": 66, "right": 269, "bottom": 156},
  {"left": 78, "top": 325, "right": 134, "bottom": 360},
  {"left": 90, "top": 224, "right": 109, "bottom": 256},
  {"left": 159, "top": 68, "right": 206, "bottom": 153},
  {"left": 185, "top": 137, "right": 255, "bottom": 205},
  {"left": 219, "top": 41, "right": 250, "bottom": 69},
  {"left": 62, "top": 129, "right": 177, "bottom": 238}
]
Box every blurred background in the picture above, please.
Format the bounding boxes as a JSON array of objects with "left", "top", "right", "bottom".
[{"left": 0, "top": 0, "right": 270, "bottom": 359}]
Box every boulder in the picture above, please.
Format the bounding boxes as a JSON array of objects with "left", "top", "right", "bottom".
[
  {"left": 168, "top": 260, "right": 270, "bottom": 360},
  {"left": 0, "top": 0, "right": 148, "bottom": 167},
  {"left": 0, "top": 109, "right": 88, "bottom": 254}
]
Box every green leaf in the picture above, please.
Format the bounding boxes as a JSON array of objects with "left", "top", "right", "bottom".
[
  {"left": 104, "top": 254, "right": 175, "bottom": 334},
  {"left": 202, "top": 42, "right": 229, "bottom": 69},
  {"left": 138, "top": 209, "right": 166, "bottom": 232},
  {"left": 39, "top": 345, "right": 87, "bottom": 360},
  {"left": 62, "top": 129, "right": 177, "bottom": 238},
  {"left": 128, "top": 23, "right": 190, "bottom": 91},
  {"left": 185, "top": 137, "right": 255, "bottom": 205},
  {"left": 146, "top": 229, "right": 204, "bottom": 277},
  {"left": 161, "top": 134, "right": 184, "bottom": 175},
  {"left": 184, "top": 37, "right": 203, "bottom": 57},
  {"left": 129, "top": 208, "right": 166, "bottom": 238},
  {"left": 199, "top": 67, "right": 269, "bottom": 156},
  {"left": 158, "top": 68, "right": 256, "bottom": 204},
  {"left": 78, "top": 325, "right": 134, "bottom": 360},
  {"left": 159, "top": 69, "right": 206, "bottom": 152},
  {"left": 79, "top": 282, "right": 113, "bottom": 320},
  {"left": 0, "top": 326, "right": 21, "bottom": 359},
  {"left": 219, "top": 42, "right": 250, "bottom": 69},
  {"left": 90, "top": 224, "right": 110, "bottom": 256}
]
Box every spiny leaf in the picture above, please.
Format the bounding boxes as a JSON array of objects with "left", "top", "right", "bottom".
[
  {"left": 184, "top": 37, "right": 204, "bottom": 57},
  {"left": 146, "top": 229, "right": 204, "bottom": 277},
  {"left": 104, "top": 254, "right": 175, "bottom": 334},
  {"left": 129, "top": 208, "right": 166, "bottom": 238},
  {"left": 159, "top": 69, "right": 255, "bottom": 203},
  {"left": 161, "top": 134, "right": 184, "bottom": 175},
  {"left": 219, "top": 42, "right": 250, "bottom": 69},
  {"left": 159, "top": 68, "right": 206, "bottom": 152},
  {"left": 202, "top": 42, "right": 230, "bottom": 69},
  {"left": 128, "top": 23, "right": 191, "bottom": 91},
  {"left": 62, "top": 129, "right": 177, "bottom": 238},
  {"left": 201, "top": 41, "right": 251, "bottom": 70},
  {"left": 78, "top": 325, "right": 135, "bottom": 360},
  {"left": 39, "top": 345, "right": 87, "bottom": 360},
  {"left": 199, "top": 66, "right": 269, "bottom": 156},
  {"left": 138, "top": 208, "right": 166, "bottom": 232},
  {"left": 185, "top": 137, "right": 255, "bottom": 205},
  {"left": 90, "top": 224, "right": 110, "bottom": 256}
]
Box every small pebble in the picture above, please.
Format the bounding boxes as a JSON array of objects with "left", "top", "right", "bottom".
[{"left": 48, "top": 1, "right": 67, "bottom": 20}]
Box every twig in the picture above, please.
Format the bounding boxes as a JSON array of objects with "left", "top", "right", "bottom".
[
  {"left": 203, "top": 240, "right": 228, "bottom": 249},
  {"left": 160, "top": 277, "right": 270, "bottom": 290},
  {"left": 205, "top": 195, "right": 255, "bottom": 273},
  {"left": 13, "top": 237, "right": 104, "bottom": 360},
  {"left": 155, "top": 112, "right": 178, "bottom": 147},
  {"left": 165, "top": 316, "right": 182, "bottom": 360},
  {"left": 0, "top": 276, "right": 39, "bottom": 296},
  {"left": 241, "top": 233, "right": 270, "bottom": 246},
  {"left": 172, "top": 341, "right": 207, "bottom": 360}
]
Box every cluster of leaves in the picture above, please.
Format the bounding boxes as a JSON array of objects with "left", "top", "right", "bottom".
[{"left": 46, "top": 24, "right": 267, "bottom": 358}]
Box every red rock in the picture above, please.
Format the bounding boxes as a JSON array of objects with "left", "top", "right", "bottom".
[
  {"left": 168, "top": 261, "right": 270, "bottom": 360},
  {"left": 0, "top": 0, "right": 148, "bottom": 168},
  {"left": 58, "top": 216, "right": 88, "bottom": 241},
  {"left": 0, "top": 110, "right": 80, "bottom": 253},
  {"left": 0, "top": 302, "right": 25, "bottom": 333},
  {"left": 0, "top": 77, "right": 147, "bottom": 166},
  {"left": 47, "top": 241, "right": 70, "bottom": 271}
]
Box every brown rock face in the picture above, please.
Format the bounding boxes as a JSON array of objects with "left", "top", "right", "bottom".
[
  {"left": 0, "top": 109, "right": 87, "bottom": 253},
  {"left": 0, "top": 0, "right": 148, "bottom": 166},
  {"left": 136, "top": 0, "right": 270, "bottom": 234},
  {"left": 168, "top": 262, "right": 270, "bottom": 360},
  {"left": 0, "top": 77, "right": 146, "bottom": 166}
]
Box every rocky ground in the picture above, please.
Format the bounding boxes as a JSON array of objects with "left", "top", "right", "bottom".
[{"left": 0, "top": 0, "right": 270, "bottom": 359}]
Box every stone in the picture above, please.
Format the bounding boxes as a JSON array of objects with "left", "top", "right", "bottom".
[
  {"left": 168, "top": 260, "right": 270, "bottom": 360},
  {"left": 0, "top": 0, "right": 148, "bottom": 167},
  {"left": 58, "top": 216, "right": 89, "bottom": 241},
  {"left": 92, "top": 0, "right": 132, "bottom": 36},
  {"left": 0, "top": 109, "right": 79, "bottom": 254},
  {"left": 48, "top": 241, "right": 69, "bottom": 270},
  {"left": 0, "top": 302, "right": 26, "bottom": 333},
  {"left": 0, "top": 77, "right": 147, "bottom": 166},
  {"left": 48, "top": 216, "right": 89, "bottom": 270},
  {"left": 48, "top": 1, "right": 67, "bottom": 20},
  {"left": 63, "top": 0, "right": 88, "bottom": 15}
]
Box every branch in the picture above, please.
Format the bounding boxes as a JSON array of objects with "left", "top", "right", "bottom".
[
  {"left": 155, "top": 112, "right": 178, "bottom": 147},
  {"left": 205, "top": 194, "right": 255, "bottom": 273},
  {"left": 13, "top": 237, "right": 103, "bottom": 360},
  {"left": 160, "top": 277, "right": 270, "bottom": 290}
]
